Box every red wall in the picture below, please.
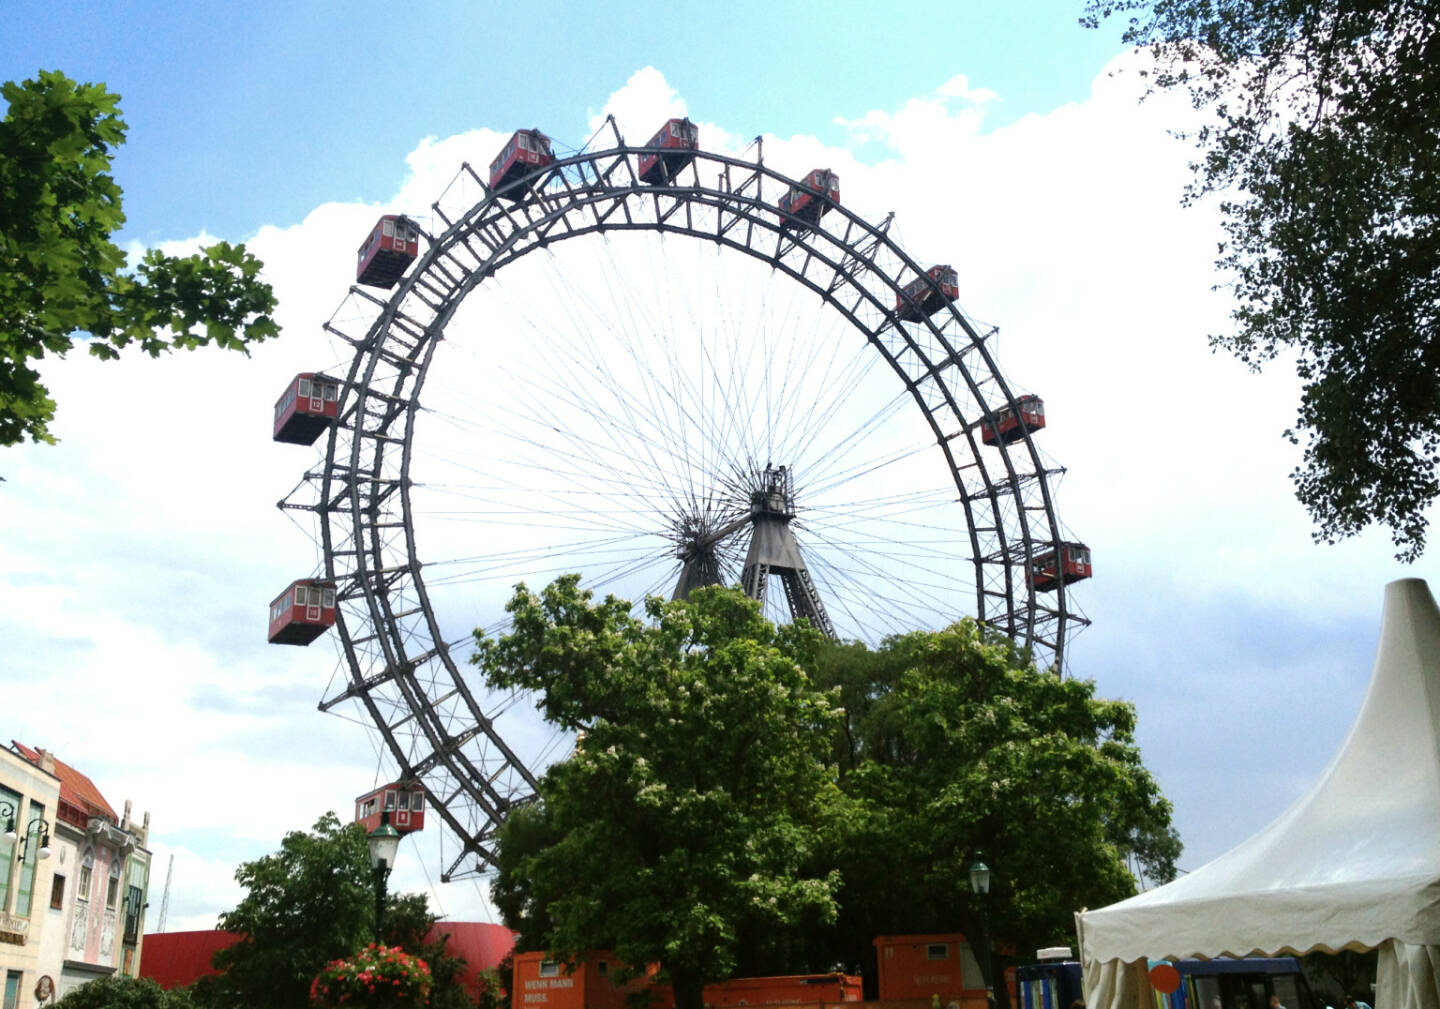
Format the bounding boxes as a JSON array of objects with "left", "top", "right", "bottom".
[
  {"left": 141, "top": 923, "right": 515, "bottom": 994},
  {"left": 140, "top": 931, "right": 241, "bottom": 989},
  {"left": 513, "top": 950, "right": 656, "bottom": 1009},
  {"left": 513, "top": 951, "right": 863, "bottom": 1009},
  {"left": 705, "top": 974, "right": 862, "bottom": 1005},
  {"left": 872, "top": 934, "right": 984, "bottom": 1004}
]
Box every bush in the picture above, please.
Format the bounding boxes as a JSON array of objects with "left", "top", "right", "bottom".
[
  {"left": 310, "top": 944, "right": 433, "bottom": 1008},
  {"left": 54, "top": 975, "right": 193, "bottom": 1009}
]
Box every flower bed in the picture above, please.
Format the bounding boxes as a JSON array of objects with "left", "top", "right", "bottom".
[{"left": 311, "top": 944, "right": 434, "bottom": 1008}]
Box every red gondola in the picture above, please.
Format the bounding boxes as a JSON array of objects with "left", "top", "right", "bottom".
[
  {"left": 896, "top": 265, "right": 960, "bottom": 322},
  {"left": 1028, "top": 542, "right": 1092, "bottom": 592},
  {"left": 981, "top": 394, "right": 1046, "bottom": 446},
  {"left": 356, "top": 214, "right": 420, "bottom": 289},
  {"left": 779, "top": 169, "right": 839, "bottom": 231},
  {"left": 489, "top": 129, "right": 554, "bottom": 199},
  {"left": 355, "top": 782, "right": 426, "bottom": 835},
  {"left": 273, "top": 373, "right": 341, "bottom": 445},
  {"left": 638, "top": 117, "right": 699, "bottom": 185},
  {"left": 267, "top": 578, "right": 337, "bottom": 645}
]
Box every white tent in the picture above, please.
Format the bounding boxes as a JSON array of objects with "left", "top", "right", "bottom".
[{"left": 1076, "top": 578, "right": 1440, "bottom": 1009}]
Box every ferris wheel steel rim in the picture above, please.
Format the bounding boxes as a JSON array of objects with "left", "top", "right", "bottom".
[{"left": 304, "top": 135, "right": 1084, "bottom": 880}]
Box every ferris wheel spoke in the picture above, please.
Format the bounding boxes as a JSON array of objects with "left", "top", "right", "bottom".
[
  {"left": 422, "top": 540, "right": 669, "bottom": 588},
  {"left": 800, "top": 526, "right": 968, "bottom": 626},
  {"left": 305, "top": 146, "right": 1082, "bottom": 881}
]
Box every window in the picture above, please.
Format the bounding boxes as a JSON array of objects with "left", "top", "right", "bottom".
[
  {"left": 0, "top": 786, "right": 16, "bottom": 911},
  {"left": 14, "top": 801, "right": 45, "bottom": 916},
  {"left": 597, "top": 962, "right": 609, "bottom": 977},
  {"left": 412, "top": 792, "right": 424, "bottom": 811},
  {"left": 124, "top": 884, "right": 143, "bottom": 943},
  {"left": 323, "top": 588, "right": 336, "bottom": 608},
  {"left": 107, "top": 857, "right": 122, "bottom": 908},
  {"left": 298, "top": 378, "right": 312, "bottom": 398},
  {"left": 78, "top": 849, "right": 94, "bottom": 900},
  {"left": 384, "top": 791, "right": 396, "bottom": 811},
  {"left": 50, "top": 874, "right": 65, "bottom": 910},
  {"left": 383, "top": 219, "right": 395, "bottom": 238},
  {"left": 539, "top": 962, "right": 559, "bottom": 978},
  {"left": 398, "top": 792, "right": 410, "bottom": 811},
  {"left": 927, "top": 943, "right": 949, "bottom": 960}
]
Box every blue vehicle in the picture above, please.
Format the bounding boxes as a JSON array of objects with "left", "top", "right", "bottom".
[{"left": 1017, "top": 955, "right": 1318, "bottom": 1009}]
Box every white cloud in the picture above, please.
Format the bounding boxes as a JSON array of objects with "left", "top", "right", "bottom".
[
  {"left": 588, "top": 66, "right": 688, "bottom": 141},
  {"left": 835, "top": 73, "right": 999, "bottom": 151}
]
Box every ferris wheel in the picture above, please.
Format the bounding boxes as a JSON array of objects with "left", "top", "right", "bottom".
[{"left": 271, "top": 115, "right": 1091, "bottom": 881}]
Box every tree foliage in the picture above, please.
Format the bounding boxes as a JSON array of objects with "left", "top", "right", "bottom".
[
  {"left": 0, "top": 69, "right": 278, "bottom": 447},
  {"left": 207, "top": 813, "right": 469, "bottom": 1009},
  {"left": 811, "top": 623, "right": 1181, "bottom": 996},
  {"left": 54, "top": 975, "right": 194, "bottom": 1009},
  {"left": 210, "top": 813, "right": 375, "bottom": 1009},
  {"left": 480, "top": 579, "right": 1179, "bottom": 1009},
  {"left": 1081, "top": 0, "right": 1440, "bottom": 559},
  {"left": 385, "top": 893, "right": 477, "bottom": 1009},
  {"left": 474, "top": 579, "right": 845, "bottom": 1009}
]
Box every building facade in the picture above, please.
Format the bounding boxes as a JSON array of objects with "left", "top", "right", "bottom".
[
  {"left": 1, "top": 744, "right": 151, "bottom": 1009},
  {"left": 0, "top": 747, "right": 61, "bottom": 1009}
]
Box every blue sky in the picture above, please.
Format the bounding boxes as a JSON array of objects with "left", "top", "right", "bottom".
[
  {"left": 8, "top": 1, "right": 1128, "bottom": 240},
  {"left": 4, "top": 0, "right": 1431, "bottom": 939}
]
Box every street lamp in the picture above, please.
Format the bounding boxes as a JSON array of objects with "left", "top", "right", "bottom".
[
  {"left": 1, "top": 801, "right": 51, "bottom": 862},
  {"left": 969, "top": 861, "right": 994, "bottom": 1006},
  {"left": 366, "top": 811, "right": 401, "bottom": 943}
]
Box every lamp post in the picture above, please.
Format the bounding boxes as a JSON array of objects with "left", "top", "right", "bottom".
[
  {"left": 969, "top": 861, "right": 993, "bottom": 1007},
  {"left": 366, "top": 811, "right": 401, "bottom": 943},
  {"left": 2, "top": 801, "right": 52, "bottom": 862}
]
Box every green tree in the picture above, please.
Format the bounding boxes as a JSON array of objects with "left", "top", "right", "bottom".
[
  {"left": 474, "top": 578, "right": 845, "bottom": 1009},
  {"left": 207, "top": 813, "right": 470, "bottom": 1009},
  {"left": 475, "top": 958, "right": 511, "bottom": 1009},
  {"left": 812, "top": 622, "right": 1181, "bottom": 1003},
  {"left": 1081, "top": 1, "right": 1440, "bottom": 560},
  {"left": 384, "top": 893, "right": 476, "bottom": 1009},
  {"left": 54, "top": 975, "right": 194, "bottom": 1009},
  {"left": 210, "top": 812, "right": 374, "bottom": 1009},
  {"left": 1, "top": 69, "right": 277, "bottom": 447}
]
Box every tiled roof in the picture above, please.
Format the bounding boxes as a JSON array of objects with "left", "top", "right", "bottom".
[{"left": 10, "top": 742, "right": 118, "bottom": 823}]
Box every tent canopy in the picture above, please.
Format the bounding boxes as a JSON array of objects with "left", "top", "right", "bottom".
[{"left": 1076, "top": 579, "right": 1440, "bottom": 1008}]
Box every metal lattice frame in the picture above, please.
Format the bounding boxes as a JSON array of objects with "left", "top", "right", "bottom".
[{"left": 285, "top": 122, "right": 1088, "bottom": 881}]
